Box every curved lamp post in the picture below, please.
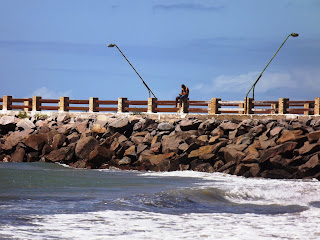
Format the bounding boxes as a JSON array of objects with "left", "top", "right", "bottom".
[
  {"left": 245, "top": 33, "right": 299, "bottom": 99},
  {"left": 108, "top": 43, "right": 156, "bottom": 98}
]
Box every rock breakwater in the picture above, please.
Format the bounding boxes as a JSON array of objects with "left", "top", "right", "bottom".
[{"left": 1, "top": 114, "right": 320, "bottom": 180}]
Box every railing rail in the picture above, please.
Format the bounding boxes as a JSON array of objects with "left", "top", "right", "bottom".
[{"left": 1, "top": 96, "right": 320, "bottom": 115}]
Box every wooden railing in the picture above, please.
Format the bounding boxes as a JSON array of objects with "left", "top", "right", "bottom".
[{"left": 1, "top": 96, "right": 320, "bottom": 115}]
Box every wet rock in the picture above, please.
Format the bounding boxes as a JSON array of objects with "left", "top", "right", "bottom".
[
  {"left": 259, "top": 142, "right": 298, "bottom": 165},
  {"left": 260, "top": 169, "right": 291, "bottom": 179},
  {"left": 136, "top": 152, "right": 175, "bottom": 171},
  {"left": 45, "top": 144, "right": 75, "bottom": 163},
  {"left": 217, "top": 160, "right": 236, "bottom": 172},
  {"left": 118, "top": 156, "right": 131, "bottom": 165},
  {"left": 298, "top": 153, "right": 320, "bottom": 176},
  {"left": 26, "top": 152, "right": 40, "bottom": 162},
  {"left": 234, "top": 163, "right": 253, "bottom": 176},
  {"left": 10, "top": 144, "right": 25, "bottom": 162},
  {"left": 87, "top": 146, "right": 112, "bottom": 168},
  {"left": 75, "top": 136, "right": 99, "bottom": 160},
  {"left": 193, "top": 163, "right": 214, "bottom": 173}
]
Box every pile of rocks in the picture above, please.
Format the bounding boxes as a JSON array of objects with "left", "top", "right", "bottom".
[{"left": 1, "top": 114, "right": 320, "bottom": 180}]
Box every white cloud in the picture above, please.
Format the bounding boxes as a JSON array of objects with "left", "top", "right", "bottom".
[
  {"left": 192, "top": 71, "right": 300, "bottom": 94},
  {"left": 212, "top": 71, "right": 297, "bottom": 93},
  {"left": 29, "top": 87, "right": 73, "bottom": 99}
]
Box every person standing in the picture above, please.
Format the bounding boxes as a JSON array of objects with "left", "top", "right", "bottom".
[{"left": 176, "top": 84, "right": 189, "bottom": 107}]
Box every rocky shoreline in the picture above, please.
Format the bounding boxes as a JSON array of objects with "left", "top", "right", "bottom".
[{"left": 1, "top": 113, "right": 320, "bottom": 180}]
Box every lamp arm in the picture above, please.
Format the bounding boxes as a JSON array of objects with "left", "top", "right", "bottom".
[
  {"left": 114, "top": 45, "right": 157, "bottom": 98},
  {"left": 245, "top": 33, "right": 292, "bottom": 99}
]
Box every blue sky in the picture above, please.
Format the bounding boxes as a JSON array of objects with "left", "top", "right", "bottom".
[{"left": 0, "top": 0, "right": 319, "bottom": 101}]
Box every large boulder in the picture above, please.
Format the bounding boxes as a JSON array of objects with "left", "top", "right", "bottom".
[
  {"left": 276, "top": 130, "right": 303, "bottom": 144},
  {"left": 157, "top": 122, "right": 174, "bottom": 132},
  {"left": 298, "top": 142, "right": 320, "bottom": 156},
  {"left": 87, "top": 146, "right": 112, "bottom": 168},
  {"left": 136, "top": 152, "right": 175, "bottom": 171},
  {"left": 76, "top": 121, "right": 89, "bottom": 134},
  {"left": 188, "top": 141, "right": 227, "bottom": 160},
  {"left": 2, "top": 129, "right": 33, "bottom": 150},
  {"left": 75, "top": 136, "right": 99, "bottom": 160},
  {"left": 219, "top": 122, "right": 238, "bottom": 131},
  {"left": 91, "top": 124, "right": 107, "bottom": 134},
  {"left": 198, "top": 119, "right": 218, "bottom": 134},
  {"left": 108, "top": 117, "right": 130, "bottom": 132},
  {"left": 0, "top": 116, "right": 16, "bottom": 135},
  {"left": 180, "top": 119, "right": 202, "bottom": 131},
  {"left": 269, "top": 127, "right": 284, "bottom": 137},
  {"left": 298, "top": 153, "right": 320, "bottom": 176},
  {"left": 259, "top": 142, "right": 298, "bottom": 165},
  {"left": 44, "top": 144, "right": 75, "bottom": 163},
  {"left": 223, "top": 147, "right": 246, "bottom": 164},
  {"left": 308, "top": 130, "right": 320, "bottom": 143},
  {"left": 16, "top": 119, "right": 35, "bottom": 131},
  {"left": 10, "top": 144, "right": 25, "bottom": 163},
  {"left": 161, "top": 135, "right": 182, "bottom": 153},
  {"left": 23, "top": 133, "right": 47, "bottom": 151},
  {"left": 52, "top": 134, "right": 66, "bottom": 150}
]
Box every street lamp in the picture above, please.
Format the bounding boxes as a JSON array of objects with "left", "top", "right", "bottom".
[
  {"left": 108, "top": 43, "right": 157, "bottom": 98},
  {"left": 245, "top": 33, "right": 299, "bottom": 99}
]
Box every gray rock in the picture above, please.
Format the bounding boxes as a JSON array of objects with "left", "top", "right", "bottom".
[
  {"left": 157, "top": 122, "right": 174, "bottom": 132},
  {"left": 118, "top": 156, "right": 131, "bottom": 165},
  {"left": 17, "top": 119, "right": 35, "bottom": 130}
]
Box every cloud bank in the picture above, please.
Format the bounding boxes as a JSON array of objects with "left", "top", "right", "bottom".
[{"left": 29, "top": 87, "right": 73, "bottom": 99}]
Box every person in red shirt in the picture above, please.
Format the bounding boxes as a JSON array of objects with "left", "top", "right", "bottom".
[{"left": 176, "top": 84, "right": 189, "bottom": 107}]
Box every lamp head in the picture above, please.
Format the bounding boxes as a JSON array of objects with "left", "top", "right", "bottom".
[
  {"left": 108, "top": 43, "right": 116, "bottom": 47},
  {"left": 290, "top": 33, "right": 299, "bottom": 37}
]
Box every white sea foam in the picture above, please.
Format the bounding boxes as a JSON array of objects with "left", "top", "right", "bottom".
[
  {"left": 1, "top": 170, "right": 320, "bottom": 240},
  {"left": 2, "top": 207, "right": 320, "bottom": 240}
]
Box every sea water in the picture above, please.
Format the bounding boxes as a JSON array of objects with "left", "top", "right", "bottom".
[{"left": 0, "top": 162, "right": 319, "bottom": 240}]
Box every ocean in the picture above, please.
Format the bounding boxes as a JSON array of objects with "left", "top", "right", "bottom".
[{"left": 0, "top": 162, "right": 319, "bottom": 240}]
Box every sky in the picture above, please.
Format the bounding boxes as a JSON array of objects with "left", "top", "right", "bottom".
[{"left": 0, "top": 0, "right": 319, "bottom": 101}]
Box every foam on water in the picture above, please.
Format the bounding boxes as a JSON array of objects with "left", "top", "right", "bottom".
[{"left": 1, "top": 166, "right": 320, "bottom": 240}]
